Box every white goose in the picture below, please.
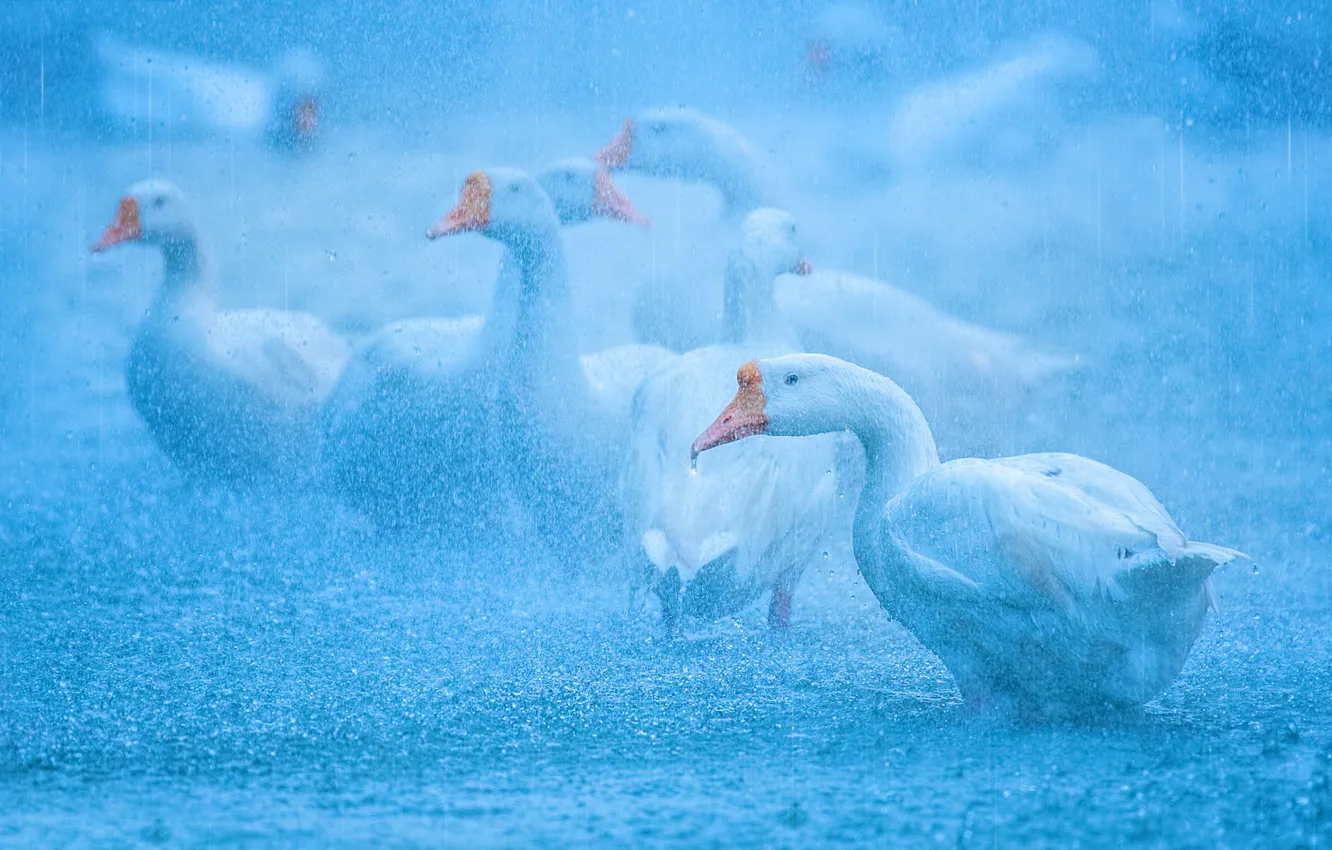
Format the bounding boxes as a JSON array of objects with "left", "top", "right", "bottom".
[
  {"left": 322, "top": 158, "right": 650, "bottom": 493},
  {"left": 693, "top": 354, "right": 1246, "bottom": 717},
  {"left": 95, "top": 35, "right": 323, "bottom": 152},
  {"left": 624, "top": 209, "right": 853, "bottom": 633},
  {"left": 594, "top": 108, "right": 1075, "bottom": 428},
  {"left": 322, "top": 161, "right": 658, "bottom": 525},
  {"left": 91, "top": 180, "right": 350, "bottom": 484},
  {"left": 325, "top": 167, "right": 665, "bottom": 548},
  {"left": 595, "top": 108, "right": 774, "bottom": 351}
]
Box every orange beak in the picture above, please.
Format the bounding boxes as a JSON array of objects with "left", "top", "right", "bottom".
[
  {"left": 691, "top": 360, "right": 769, "bottom": 462},
  {"left": 91, "top": 196, "right": 142, "bottom": 253},
  {"left": 793, "top": 258, "right": 812, "bottom": 275},
  {"left": 592, "top": 168, "right": 649, "bottom": 226},
  {"left": 428, "top": 171, "right": 491, "bottom": 238},
  {"left": 594, "top": 118, "right": 633, "bottom": 169},
  {"left": 294, "top": 97, "right": 319, "bottom": 140}
]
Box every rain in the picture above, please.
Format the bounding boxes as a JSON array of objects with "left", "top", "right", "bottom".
[{"left": 0, "top": 0, "right": 1329, "bottom": 844}]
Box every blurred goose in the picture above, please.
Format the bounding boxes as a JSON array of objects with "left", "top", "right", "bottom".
[
  {"left": 594, "top": 107, "right": 1075, "bottom": 416},
  {"left": 887, "top": 35, "right": 1097, "bottom": 172},
  {"left": 772, "top": 267, "right": 1077, "bottom": 407},
  {"left": 322, "top": 159, "right": 650, "bottom": 477},
  {"left": 694, "top": 354, "right": 1246, "bottom": 717},
  {"left": 624, "top": 209, "right": 853, "bottom": 633},
  {"left": 91, "top": 180, "right": 350, "bottom": 483},
  {"left": 596, "top": 107, "right": 772, "bottom": 214},
  {"left": 595, "top": 107, "right": 775, "bottom": 350},
  {"left": 96, "top": 35, "right": 324, "bottom": 152},
  {"left": 324, "top": 167, "right": 665, "bottom": 548},
  {"left": 804, "top": 1, "right": 895, "bottom": 88}
]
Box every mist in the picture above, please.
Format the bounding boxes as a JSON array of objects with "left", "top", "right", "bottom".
[{"left": 0, "top": 0, "right": 1328, "bottom": 844}]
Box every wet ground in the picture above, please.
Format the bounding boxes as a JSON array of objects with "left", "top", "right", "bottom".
[{"left": 1, "top": 123, "right": 1330, "bottom": 845}]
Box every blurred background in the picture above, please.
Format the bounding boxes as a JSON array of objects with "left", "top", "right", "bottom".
[{"left": 0, "top": 0, "right": 1328, "bottom": 844}]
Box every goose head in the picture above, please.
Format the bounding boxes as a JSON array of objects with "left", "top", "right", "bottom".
[
  {"left": 269, "top": 48, "right": 323, "bottom": 150},
  {"left": 594, "top": 108, "right": 755, "bottom": 183},
  {"left": 536, "top": 159, "right": 648, "bottom": 226},
  {"left": 691, "top": 355, "right": 848, "bottom": 458},
  {"left": 427, "top": 168, "right": 561, "bottom": 246},
  {"left": 91, "top": 180, "right": 198, "bottom": 252},
  {"left": 737, "top": 208, "right": 811, "bottom": 280},
  {"left": 722, "top": 209, "right": 811, "bottom": 344}
]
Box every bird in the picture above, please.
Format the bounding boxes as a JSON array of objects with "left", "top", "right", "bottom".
[
  {"left": 323, "top": 166, "right": 667, "bottom": 558},
  {"left": 693, "top": 353, "right": 1246, "bottom": 717},
  {"left": 94, "top": 35, "right": 324, "bottom": 153},
  {"left": 90, "top": 180, "right": 350, "bottom": 485},
  {"left": 623, "top": 209, "right": 853, "bottom": 634},
  {"left": 885, "top": 35, "right": 1098, "bottom": 173},
  {"left": 594, "top": 107, "right": 776, "bottom": 351},
  {"left": 321, "top": 160, "right": 658, "bottom": 530},
  {"left": 593, "top": 106, "right": 1076, "bottom": 457}
]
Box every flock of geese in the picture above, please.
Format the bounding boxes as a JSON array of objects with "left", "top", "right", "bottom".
[{"left": 89, "top": 106, "right": 1246, "bottom": 719}]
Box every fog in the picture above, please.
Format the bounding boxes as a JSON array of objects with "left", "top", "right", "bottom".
[{"left": 0, "top": 1, "right": 1328, "bottom": 844}]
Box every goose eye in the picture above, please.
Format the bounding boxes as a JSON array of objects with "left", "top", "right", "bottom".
[{"left": 785, "top": 374, "right": 799, "bottom": 386}]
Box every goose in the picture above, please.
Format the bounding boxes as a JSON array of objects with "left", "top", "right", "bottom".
[
  {"left": 804, "top": 1, "right": 895, "bottom": 88},
  {"left": 623, "top": 209, "right": 853, "bottom": 634},
  {"left": 594, "top": 107, "right": 1075, "bottom": 442},
  {"left": 90, "top": 180, "right": 350, "bottom": 484},
  {"left": 322, "top": 160, "right": 656, "bottom": 526},
  {"left": 322, "top": 158, "right": 649, "bottom": 485},
  {"left": 692, "top": 354, "right": 1246, "bottom": 717},
  {"left": 887, "top": 35, "right": 1097, "bottom": 172},
  {"left": 325, "top": 167, "right": 665, "bottom": 549},
  {"left": 772, "top": 267, "right": 1078, "bottom": 440},
  {"left": 95, "top": 35, "right": 324, "bottom": 153},
  {"left": 594, "top": 107, "right": 775, "bottom": 350}
]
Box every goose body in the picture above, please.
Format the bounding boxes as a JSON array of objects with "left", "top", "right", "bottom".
[
  {"left": 92, "top": 181, "right": 350, "bottom": 484},
  {"left": 95, "top": 35, "right": 323, "bottom": 152},
  {"left": 887, "top": 35, "right": 1097, "bottom": 172},
  {"left": 774, "top": 268, "right": 1075, "bottom": 390},
  {"left": 693, "top": 354, "right": 1244, "bottom": 716},
  {"left": 625, "top": 210, "right": 852, "bottom": 632},
  {"left": 773, "top": 267, "right": 1076, "bottom": 455}
]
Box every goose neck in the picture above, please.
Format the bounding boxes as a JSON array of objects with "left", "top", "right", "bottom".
[
  {"left": 721, "top": 252, "right": 796, "bottom": 347},
  {"left": 152, "top": 234, "right": 217, "bottom": 313},
  {"left": 482, "top": 225, "right": 577, "bottom": 381},
  {"left": 845, "top": 373, "right": 940, "bottom": 524}
]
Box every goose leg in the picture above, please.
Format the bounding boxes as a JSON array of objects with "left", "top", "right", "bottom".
[
  {"left": 767, "top": 589, "right": 793, "bottom": 630},
  {"left": 767, "top": 567, "right": 800, "bottom": 630},
  {"left": 654, "top": 566, "right": 683, "bottom": 639},
  {"left": 627, "top": 552, "right": 657, "bottom": 614}
]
